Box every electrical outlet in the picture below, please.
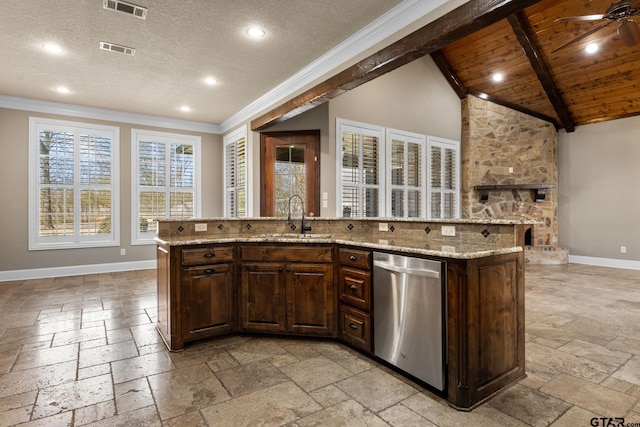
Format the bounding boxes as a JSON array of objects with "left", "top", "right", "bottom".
[
  {"left": 195, "top": 223, "right": 207, "bottom": 232},
  {"left": 441, "top": 225, "right": 456, "bottom": 236},
  {"left": 120, "top": 248, "right": 126, "bottom": 256},
  {"left": 508, "top": 167, "right": 514, "bottom": 174},
  {"left": 322, "top": 200, "right": 328, "bottom": 208},
  {"left": 621, "top": 246, "right": 627, "bottom": 253},
  {"left": 378, "top": 223, "right": 389, "bottom": 232}
]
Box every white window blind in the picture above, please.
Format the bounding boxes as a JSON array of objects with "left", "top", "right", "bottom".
[
  {"left": 337, "top": 119, "right": 384, "bottom": 217},
  {"left": 428, "top": 136, "right": 460, "bottom": 219},
  {"left": 386, "top": 129, "right": 427, "bottom": 218},
  {"left": 223, "top": 126, "right": 249, "bottom": 217},
  {"left": 132, "top": 129, "right": 201, "bottom": 244},
  {"left": 29, "top": 117, "right": 120, "bottom": 250}
]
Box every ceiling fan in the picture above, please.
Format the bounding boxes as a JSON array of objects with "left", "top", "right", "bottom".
[{"left": 552, "top": 0, "right": 640, "bottom": 52}]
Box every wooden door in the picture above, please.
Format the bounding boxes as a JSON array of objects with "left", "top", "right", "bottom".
[
  {"left": 260, "top": 130, "right": 320, "bottom": 217},
  {"left": 239, "top": 262, "right": 286, "bottom": 332},
  {"left": 285, "top": 263, "right": 334, "bottom": 336},
  {"left": 182, "top": 264, "right": 235, "bottom": 342}
]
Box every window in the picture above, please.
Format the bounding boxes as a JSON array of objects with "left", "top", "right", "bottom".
[
  {"left": 223, "top": 125, "right": 250, "bottom": 217},
  {"left": 29, "top": 117, "right": 119, "bottom": 250},
  {"left": 386, "top": 129, "right": 427, "bottom": 218},
  {"left": 428, "top": 136, "right": 460, "bottom": 219},
  {"left": 336, "top": 119, "right": 384, "bottom": 217},
  {"left": 132, "top": 129, "right": 201, "bottom": 244}
]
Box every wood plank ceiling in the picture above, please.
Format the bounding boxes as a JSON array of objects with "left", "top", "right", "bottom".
[
  {"left": 436, "top": 0, "right": 640, "bottom": 131},
  {"left": 254, "top": 0, "right": 640, "bottom": 133}
]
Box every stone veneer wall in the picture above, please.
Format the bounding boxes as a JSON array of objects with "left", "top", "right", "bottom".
[{"left": 461, "top": 95, "right": 559, "bottom": 247}]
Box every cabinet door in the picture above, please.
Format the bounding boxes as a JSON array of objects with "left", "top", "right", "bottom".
[
  {"left": 182, "top": 264, "right": 235, "bottom": 342},
  {"left": 285, "top": 263, "right": 334, "bottom": 336},
  {"left": 240, "top": 263, "right": 286, "bottom": 333}
]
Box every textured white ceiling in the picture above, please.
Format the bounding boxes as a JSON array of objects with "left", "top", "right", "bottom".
[{"left": 0, "top": 0, "right": 402, "bottom": 125}]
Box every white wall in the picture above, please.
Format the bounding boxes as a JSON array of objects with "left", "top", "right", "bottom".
[{"left": 558, "top": 115, "right": 640, "bottom": 263}]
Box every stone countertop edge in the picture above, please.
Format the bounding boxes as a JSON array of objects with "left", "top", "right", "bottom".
[
  {"left": 154, "top": 235, "right": 523, "bottom": 260},
  {"left": 155, "top": 217, "right": 540, "bottom": 225}
]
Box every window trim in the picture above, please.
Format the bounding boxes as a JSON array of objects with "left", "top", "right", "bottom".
[
  {"left": 427, "top": 135, "right": 461, "bottom": 219},
  {"left": 223, "top": 125, "right": 252, "bottom": 217},
  {"left": 385, "top": 128, "right": 427, "bottom": 218},
  {"left": 28, "top": 117, "right": 120, "bottom": 250},
  {"left": 131, "top": 128, "right": 201, "bottom": 245},
  {"left": 335, "top": 118, "right": 385, "bottom": 217}
]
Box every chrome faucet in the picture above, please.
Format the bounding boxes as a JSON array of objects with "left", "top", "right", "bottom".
[{"left": 286, "top": 194, "right": 312, "bottom": 234}]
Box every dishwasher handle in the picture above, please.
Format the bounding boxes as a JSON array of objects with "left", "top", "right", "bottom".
[{"left": 373, "top": 260, "right": 440, "bottom": 279}]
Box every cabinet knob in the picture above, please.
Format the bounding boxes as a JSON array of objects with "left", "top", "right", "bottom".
[
  {"left": 204, "top": 252, "right": 215, "bottom": 258},
  {"left": 349, "top": 285, "right": 358, "bottom": 291},
  {"left": 278, "top": 267, "right": 283, "bottom": 272},
  {"left": 349, "top": 255, "right": 357, "bottom": 261},
  {"left": 203, "top": 268, "right": 215, "bottom": 275},
  {"left": 349, "top": 323, "right": 358, "bottom": 330}
]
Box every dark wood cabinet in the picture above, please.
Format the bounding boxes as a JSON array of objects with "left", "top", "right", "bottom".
[
  {"left": 239, "top": 245, "right": 335, "bottom": 336},
  {"left": 337, "top": 247, "right": 372, "bottom": 352}
]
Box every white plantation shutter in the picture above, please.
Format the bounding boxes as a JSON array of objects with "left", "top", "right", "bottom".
[
  {"left": 337, "top": 119, "right": 384, "bottom": 217},
  {"left": 386, "top": 129, "right": 426, "bottom": 218},
  {"left": 132, "top": 129, "right": 200, "bottom": 244},
  {"left": 224, "top": 126, "right": 249, "bottom": 217},
  {"left": 29, "top": 117, "right": 120, "bottom": 250},
  {"left": 428, "top": 136, "right": 460, "bottom": 219}
]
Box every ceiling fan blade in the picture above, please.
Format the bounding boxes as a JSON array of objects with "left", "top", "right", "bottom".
[
  {"left": 555, "top": 14, "right": 606, "bottom": 22},
  {"left": 551, "top": 21, "right": 613, "bottom": 53},
  {"left": 617, "top": 19, "right": 640, "bottom": 45}
]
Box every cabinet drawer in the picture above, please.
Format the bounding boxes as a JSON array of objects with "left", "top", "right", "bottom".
[
  {"left": 240, "top": 245, "right": 333, "bottom": 263},
  {"left": 182, "top": 246, "right": 234, "bottom": 265},
  {"left": 339, "top": 305, "right": 371, "bottom": 352},
  {"left": 339, "top": 248, "right": 372, "bottom": 269},
  {"left": 339, "top": 267, "right": 371, "bottom": 311}
]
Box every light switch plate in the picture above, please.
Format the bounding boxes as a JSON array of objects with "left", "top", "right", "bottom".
[
  {"left": 195, "top": 223, "right": 207, "bottom": 232},
  {"left": 441, "top": 225, "right": 456, "bottom": 236}
]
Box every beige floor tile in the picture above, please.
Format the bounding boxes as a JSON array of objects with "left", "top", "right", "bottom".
[
  {"left": 611, "top": 355, "right": 640, "bottom": 386},
  {"left": 12, "top": 343, "right": 78, "bottom": 371},
  {"left": 549, "top": 406, "right": 599, "bottom": 426},
  {"left": 73, "top": 400, "right": 116, "bottom": 426},
  {"left": 78, "top": 340, "right": 138, "bottom": 369},
  {"left": 114, "top": 377, "right": 154, "bottom": 414},
  {"left": 32, "top": 374, "right": 113, "bottom": 419},
  {"left": 19, "top": 411, "right": 73, "bottom": 427},
  {"left": 335, "top": 367, "right": 419, "bottom": 412},
  {"left": 557, "top": 339, "right": 632, "bottom": 368},
  {"left": 294, "top": 399, "right": 387, "bottom": 426},
  {"left": 608, "top": 336, "right": 640, "bottom": 356},
  {"left": 111, "top": 350, "right": 175, "bottom": 384},
  {"left": 279, "top": 356, "right": 353, "bottom": 392},
  {"left": 0, "top": 405, "right": 32, "bottom": 427},
  {"left": 379, "top": 403, "right": 437, "bottom": 426},
  {"left": 226, "top": 338, "right": 293, "bottom": 365},
  {"left": 526, "top": 342, "right": 614, "bottom": 382},
  {"left": 216, "top": 360, "right": 288, "bottom": 397},
  {"left": 0, "top": 360, "right": 77, "bottom": 399},
  {"left": 313, "top": 341, "right": 375, "bottom": 374},
  {"left": 52, "top": 326, "right": 106, "bottom": 347},
  {"left": 82, "top": 405, "right": 161, "bottom": 427},
  {"left": 148, "top": 364, "right": 230, "bottom": 420},
  {"left": 200, "top": 381, "right": 321, "bottom": 427},
  {"left": 487, "top": 384, "right": 571, "bottom": 427},
  {"left": 162, "top": 411, "right": 208, "bottom": 426},
  {"left": 540, "top": 373, "right": 636, "bottom": 416},
  {"left": 308, "top": 384, "right": 350, "bottom": 408}
]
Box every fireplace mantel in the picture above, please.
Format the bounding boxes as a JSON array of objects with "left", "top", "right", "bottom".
[{"left": 474, "top": 184, "right": 555, "bottom": 203}]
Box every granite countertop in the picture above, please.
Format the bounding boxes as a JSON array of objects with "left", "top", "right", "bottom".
[{"left": 154, "top": 233, "right": 522, "bottom": 260}]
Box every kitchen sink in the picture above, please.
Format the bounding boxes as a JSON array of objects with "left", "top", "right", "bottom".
[{"left": 257, "top": 233, "right": 332, "bottom": 239}]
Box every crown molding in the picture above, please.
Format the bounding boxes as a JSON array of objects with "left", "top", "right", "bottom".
[
  {"left": 219, "top": 0, "right": 451, "bottom": 134},
  {"left": 0, "top": 95, "right": 221, "bottom": 134}
]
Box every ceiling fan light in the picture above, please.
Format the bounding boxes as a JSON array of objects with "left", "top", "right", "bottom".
[{"left": 617, "top": 19, "right": 640, "bottom": 47}]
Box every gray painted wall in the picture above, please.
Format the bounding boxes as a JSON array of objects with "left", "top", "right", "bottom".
[{"left": 558, "top": 115, "right": 640, "bottom": 261}]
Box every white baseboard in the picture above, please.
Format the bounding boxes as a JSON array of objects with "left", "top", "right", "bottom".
[
  {"left": 0, "top": 260, "right": 156, "bottom": 282},
  {"left": 569, "top": 255, "right": 640, "bottom": 271}
]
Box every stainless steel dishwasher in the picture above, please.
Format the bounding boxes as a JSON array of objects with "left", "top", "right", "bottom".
[{"left": 373, "top": 252, "right": 445, "bottom": 391}]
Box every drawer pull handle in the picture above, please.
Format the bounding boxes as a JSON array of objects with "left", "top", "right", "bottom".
[
  {"left": 349, "top": 285, "right": 358, "bottom": 290},
  {"left": 349, "top": 255, "right": 357, "bottom": 261},
  {"left": 203, "top": 269, "right": 215, "bottom": 274},
  {"left": 204, "top": 252, "right": 215, "bottom": 258},
  {"left": 349, "top": 323, "right": 358, "bottom": 330}
]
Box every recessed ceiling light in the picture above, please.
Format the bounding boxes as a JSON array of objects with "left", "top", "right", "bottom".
[
  {"left": 55, "top": 86, "right": 70, "bottom": 94},
  {"left": 180, "top": 106, "right": 191, "bottom": 112},
  {"left": 246, "top": 27, "right": 266, "bottom": 38},
  {"left": 585, "top": 42, "right": 599, "bottom": 54},
  {"left": 491, "top": 72, "right": 504, "bottom": 83},
  {"left": 42, "top": 43, "right": 63, "bottom": 54},
  {"left": 204, "top": 77, "right": 217, "bottom": 86}
]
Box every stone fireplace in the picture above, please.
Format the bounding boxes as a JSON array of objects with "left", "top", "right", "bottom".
[{"left": 460, "top": 95, "right": 568, "bottom": 264}]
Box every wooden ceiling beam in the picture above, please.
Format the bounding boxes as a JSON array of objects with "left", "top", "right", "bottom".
[
  {"left": 507, "top": 11, "right": 575, "bottom": 132},
  {"left": 251, "top": 0, "right": 542, "bottom": 131},
  {"left": 430, "top": 50, "right": 466, "bottom": 99}
]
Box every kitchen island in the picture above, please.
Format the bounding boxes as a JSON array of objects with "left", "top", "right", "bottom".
[{"left": 155, "top": 217, "right": 529, "bottom": 410}]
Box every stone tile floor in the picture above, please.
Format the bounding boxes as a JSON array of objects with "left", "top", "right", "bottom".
[{"left": 0, "top": 264, "right": 639, "bottom": 426}]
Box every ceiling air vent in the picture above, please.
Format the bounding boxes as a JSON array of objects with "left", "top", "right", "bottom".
[
  {"left": 100, "top": 41, "right": 136, "bottom": 56},
  {"left": 103, "top": 0, "right": 147, "bottom": 19}
]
